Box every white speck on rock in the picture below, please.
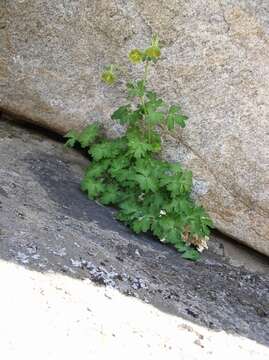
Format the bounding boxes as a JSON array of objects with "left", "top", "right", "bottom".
[
  {"left": 52, "top": 248, "right": 67, "bottom": 257},
  {"left": 70, "top": 259, "right": 82, "bottom": 268},
  {"left": 135, "top": 249, "right": 141, "bottom": 257},
  {"left": 62, "top": 265, "right": 76, "bottom": 274},
  {"left": 16, "top": 252, "right": 29, "bottom": 264},
  {"left": 38, "top": 263, "right": 46, "bottom": 268},
  {"left": 26, "top": 245, "right": 37, "bottom": 255}
]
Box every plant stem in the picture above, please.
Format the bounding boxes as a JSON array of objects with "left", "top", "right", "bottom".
[
  {"left": 143, "top": 61, "right": 149, "bottom": 86},
  {"left": 141, "top": 61, "right": 149, "bottom": 107},
  {"left": 141, "top": 61, "right": 151, "bottom": 143}
]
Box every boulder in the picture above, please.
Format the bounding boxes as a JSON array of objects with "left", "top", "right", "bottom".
[{"left": 0, "top": 1, "right": 268, "bottom": 255}]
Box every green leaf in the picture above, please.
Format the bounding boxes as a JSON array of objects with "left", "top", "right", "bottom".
[
  {"left": 118, "top": 200, "right": 140, "bottom": 219},
  {"left": 112, "top": 105, "right": 142, "bottom": 126},
  {"left": 179, "top": 171, "right": 192, "bottom": 194},
  {"left": 167, "top": 114, "right": 175, "bottom": 130},
  {"left": 114, "top": 169, "right": 135, "bottom": 183},
  {"left": 150, "top": 160, "right": 171, "bottom": 178},
  {"left": 134, "top": 163, "right": 158, "bottom": 192},
  {"left": 84, "top": 160, "right": 110, "bottom": 178},
  {"left": 169, "top": 163, "right": 183, "bottom": 175},
  {"left": 127, "top": 80, "right": 145, "bottom": 98},
  {"left": 109, "top": 156, "right": 129, "bottom": 178},
  {"left": 174, "top": 241, "right": 189, "bottom": 253},
  {"left": 99, "top": 184, "right": 119, "bottom": 205},
  {"left": 160, "top": 170, "right": 192, "bottom": 197},
  {"left": 182, "top": 248, "right": 200, "bottom": 261},
  {"left": 160, "top": 175, "right": 179, "bottom": 195},
  {"left": 144, "top": 97, "right": 164, "bottom": 113},
  {"left": 135, "top": 173, "right": 157, "bottom": 192},
  {"left": 81, "top": 178, "right": 104, "bottom": 198},
  {"left": 129, "top": 141, "right": 151, "bottom": 159},
  {"left": 145, "top": 111, "right": 164, "bottom": 125},
  {"left": 90, "top": 143, "right": 112, "bottom": 160},
  {"left": 90, "top": 141, "right": 121, "bottom": 161},
  {"left": 167, "top": 105, "right": 188, "bottom": 130},
  {"left": 128, "top": 110, "right": 142, "bottom": 125},
  {"left": 165, "top": 228, "right": 181, "bottom": 245},
  {"left": 165, "top": 196, "right": 193, "bottom": 216},
  {"left": 111, "top": 105, "right": 130, "bottom": 123},
  {"left": 151, "top": 221, "right": 164, "bottom": 238},
  {"left": 64, "top": 130, "right": 79, "bottom": 148},
  {"left": 188, "top": 206, "right": 214, "bottom": 237},
  {"left": 78, "top": 123, "right": 100, "bottom": 148},
  {"left": 175, "top": 115, "right": 188, "bottom": 128},
  {"left": 157, "top": 215, "right": 177, "bottom": 233},
  {"left": 143, "top": 193, "right": 167, "bottom": 213},
  {"left": 132, "top": 216, "right": 152, "bottom": 233},
  {"left": 145, "top": 91, "right": 158, "bottom": 102},
  {"left": 127, "top": 130, "right": 152, "bottom": 159}
]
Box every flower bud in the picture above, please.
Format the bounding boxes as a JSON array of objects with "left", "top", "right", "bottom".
[
  {"left": 144, "top": 46, "right": 161, "bottom": 59},
  {"left": 128, "top": 49, "right": 143, "bottom": 64},
  {"left": 101, "top": 67, "right": 117, "bottom": 85}
]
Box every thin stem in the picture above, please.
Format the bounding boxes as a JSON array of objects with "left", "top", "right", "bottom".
[
  {"left": 141, "top": 61, "right": 149, "bottom": 107},
  {"left": 148, "top": 122, "right": 151, "bottom": 144},
  {"left": 140, "top": 61, "right": 151, "bottom": 143},
  {"left": 143, "top": 61, "right": 149, "bottom": 86}
]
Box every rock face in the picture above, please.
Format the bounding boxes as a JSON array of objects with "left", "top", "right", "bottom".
[
  {"left": 0, "top": 1, "right": 268, "bottom": 255},
  {"left": 0, "top": 118, "right": 269, "bottom": 351}
]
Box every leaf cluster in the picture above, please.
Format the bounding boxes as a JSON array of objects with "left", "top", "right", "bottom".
[{"left": 65, "top": 126, "right": 213, "bottom": 261}]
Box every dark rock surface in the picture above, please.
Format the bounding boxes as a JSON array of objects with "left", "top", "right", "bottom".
[{"left": 0, "top": 117, "right": 268, "bottom": 348}]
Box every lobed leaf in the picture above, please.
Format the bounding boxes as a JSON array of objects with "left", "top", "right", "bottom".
[
  {"left": 182, "top": 248, "right": 200, "bottom": 261},
  {"left": 99, "top": 184, "right": 120, "bottom": 205},
  {"left": 64, "top": 130, "right": 79, "bottom": 148},
  {"left": 78, "top": 123, "right": 101, "bottom": 148},
  {"left": 167, "top": 105, "right": 188, "bottom": 130},
  {"left": 81, "top": 178, "right": 105, "bottom": 198},
  {"left": 127, "top": 80, "right": 145, "bottom": 98}
]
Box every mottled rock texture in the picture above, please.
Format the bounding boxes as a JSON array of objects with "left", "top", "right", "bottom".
[
  {"left": 0, "top": 0, "right": 268, "bottom": 255},
  {"left": 0, "top": 118, "right": 269, "bottom": 351}
]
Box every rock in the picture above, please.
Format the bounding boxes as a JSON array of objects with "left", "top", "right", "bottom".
[
  {"left": 0, "top": 118, "right": 269, "bottom": 352},
  {"left": 1, "top": 263, "right": 269, "bottom": 359},
  {"left": 0, "top": 1, "right": 268, "bottom": 255}
]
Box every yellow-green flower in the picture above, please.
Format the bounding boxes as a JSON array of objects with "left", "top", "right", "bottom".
[
  {"left": 128, "top": 49, "right": 143, "bottom": 64},
  {"left": 101, "top": 68, "right": 117, "bottom": 85},
  {"left": 144, "top": 34, "right": 161, "bottom": 59},
  {"left": 145, "top": 46, "right": 161, "bottom": 59}
]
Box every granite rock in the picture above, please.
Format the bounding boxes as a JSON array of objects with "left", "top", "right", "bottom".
[{"left": 0, "top": 0, "right": 268, "bottom": 255}]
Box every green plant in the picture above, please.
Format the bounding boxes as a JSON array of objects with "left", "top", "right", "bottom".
[{"left": 65, "top": 35, "right": 213, "bottom": 260}]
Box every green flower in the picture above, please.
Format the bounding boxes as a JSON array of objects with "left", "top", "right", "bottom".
[
  {"left": 128, "top": 49, "right": 143, "bottom": 64},
  {"left": 144, "top": 34, "right": 161, "bottom": 60},
  {"left": 144, "top": 46, "right": 161, "bottom": 59},
  {"left": 101, "top": 66, "right": 117, "bottom": 85}
]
